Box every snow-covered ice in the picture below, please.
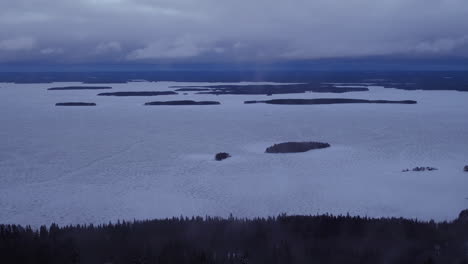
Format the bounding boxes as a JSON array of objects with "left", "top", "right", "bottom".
[{"left": 0, "top": 81, "right": 467, "bottom": 226}]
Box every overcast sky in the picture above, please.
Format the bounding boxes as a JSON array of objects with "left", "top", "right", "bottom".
[{"left": 1, "top": 0, "right": 467, "bottom": 63}]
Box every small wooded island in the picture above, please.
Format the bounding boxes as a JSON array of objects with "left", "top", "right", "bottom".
[
  {"left": 145, "top": 100, "right": 220, "bottom": 105},
  {"left": 402, "top": 167, "right": 438, "bottom": 172},
  {"left": 215, "top": 152, "right": 231, "bottom": 161},
  {"left": 55, "top": 102, "right": 96, "bottom": 106},
  {"left": 48, "top": 86, "right": 112, "bottom": 90},
  {"left": 266, "top": 142, "right": 330, "bottom": 153},
  {"left": 245, "top": 99, "right": 417, "bottom": 105},
  {"left": 174, "top": 88, "right": 212, "bottom": 92},
  {"left": 98, "top": 91, "right": 177, "bottom": 96}
]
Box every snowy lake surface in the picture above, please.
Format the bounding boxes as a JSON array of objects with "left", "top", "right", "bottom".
[{"left": 0, "top": 81, "right": 467, "bottom": 226}]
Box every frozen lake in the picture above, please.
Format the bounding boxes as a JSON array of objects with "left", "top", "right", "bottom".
[{"left": 1, "top": 81, "right": 467, "bottom": 226}]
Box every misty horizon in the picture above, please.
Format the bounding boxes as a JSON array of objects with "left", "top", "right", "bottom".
[{"left": 1, "top": 0, "right": 468, "bottom": 64}]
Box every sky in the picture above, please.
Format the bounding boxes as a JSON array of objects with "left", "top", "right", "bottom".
[{"left": 1, "top": 0, "right": 468, "bottom": 65}]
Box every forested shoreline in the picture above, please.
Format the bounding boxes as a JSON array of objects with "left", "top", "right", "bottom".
[{"left": 2, "top": 213, "right": 468, "bottom": 264}]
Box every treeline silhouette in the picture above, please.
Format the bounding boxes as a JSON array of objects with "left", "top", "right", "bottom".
[{"left": 2, "top": 214, "right": 468, "bottom": 264}]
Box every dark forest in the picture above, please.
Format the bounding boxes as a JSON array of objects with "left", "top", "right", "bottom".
[{"left": 2, "top": 212, "right": 468, "bottom": 264}]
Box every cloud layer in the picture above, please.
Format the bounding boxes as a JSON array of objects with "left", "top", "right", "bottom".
[{"left": 1, "top": 0, "right": 467, "bottom": 63}]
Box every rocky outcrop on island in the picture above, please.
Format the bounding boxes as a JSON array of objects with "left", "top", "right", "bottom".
[
  {"left": 215, "top": 152, "right": 231, "bottom": 161},
  {"left": 265, "top": 142, "right": 330, "bottom": 153},
  {"left": 55, "top": 102, "right": 96, "bottom": 106},
  {"left": 144, "top": 100, "right": 220, "bottom": 106},
  {"left": 98, "top": 91, "right": 177, "bottom": 96},
  {"left": 464, "top": 166, "right": 468, "bottom": 172},
  {"left": 245, "top": 99, "right": 417, "bottom": 105},
  {"left": 402, "top": 167, "right": 438, "bottom": 172},
  {"left": 48, "top": 86, "right": 112, "bottom": 90},
  {"left": 170, "top": 84, "right": 368, "bottom": 95}
]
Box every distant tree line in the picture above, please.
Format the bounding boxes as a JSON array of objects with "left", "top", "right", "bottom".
[{"left": 1, "top": 214, "right": 468, "bottom": 264}]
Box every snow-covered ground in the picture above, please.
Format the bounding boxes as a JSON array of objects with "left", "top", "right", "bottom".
[{"left": 0, "top": 81, "right": 467, "bottom": 226}]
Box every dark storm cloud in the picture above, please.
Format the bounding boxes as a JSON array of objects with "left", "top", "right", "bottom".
[{"left": 0, "top": 0, "right": 467, "bottom": 62}]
